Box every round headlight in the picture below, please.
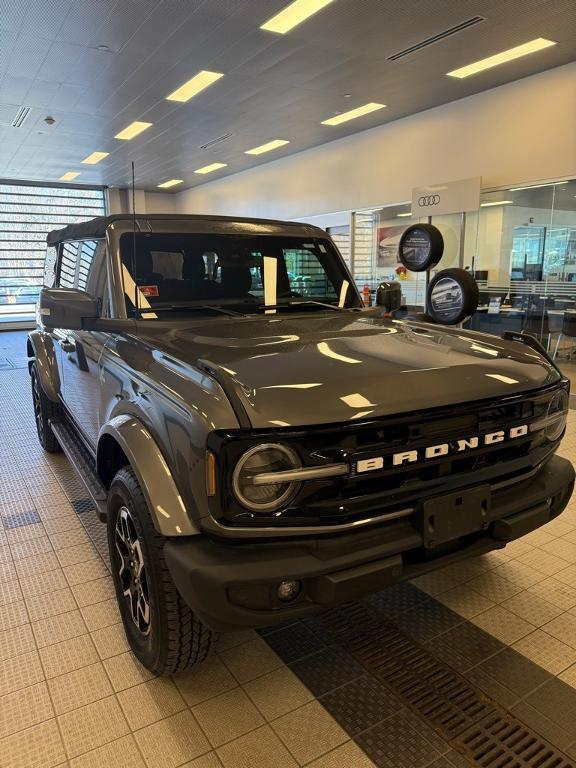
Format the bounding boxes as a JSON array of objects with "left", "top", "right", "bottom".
[
  {"left": 545, "top": 390, "right": 569, "bottom": 442},
  {"left": 232, "top": 443, "right": 301, "bottom": 513}
]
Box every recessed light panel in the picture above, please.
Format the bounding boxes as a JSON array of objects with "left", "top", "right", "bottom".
[
  {"left": 245, "top": 139, "right": 290, "bottom": 155},
  {"left": 81, "top": 151, "right": 109, "bottom": 165},
  {"left": 321, "top": 102, "right": 386, "bottom": 126},
  {"left": 157, "top": 179, "right": 183, "bottom": 189},
  {"left": 261, "top": 0, "right": 335, "bottom": 34},
  {"left": 114, "top": 121, "right": 153, "bottom": 140},
  {"left": 447, "top": 38, "right": 556, "bottom": 79},
  {"left": 59, "top": 172, "right": 80, "bottom": 181},
  {"left": 166, "top": 71, "right": 224, "bottom": 103},
  {"left": 194, "top": 163, "right": 228, "bottom": 175}
]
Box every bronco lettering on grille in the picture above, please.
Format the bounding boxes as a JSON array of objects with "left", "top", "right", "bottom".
[{"left": 355, "top": 425, "right": 529, "bottom": 474}]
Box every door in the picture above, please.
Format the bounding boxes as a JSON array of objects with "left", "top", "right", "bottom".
[{"left": 57, "top": 239, "right": 109, "bottom": 446}]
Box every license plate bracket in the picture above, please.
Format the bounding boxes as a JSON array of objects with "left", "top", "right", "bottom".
[{"left": 417, "top": 486, "right": 491, "bottom": 548}]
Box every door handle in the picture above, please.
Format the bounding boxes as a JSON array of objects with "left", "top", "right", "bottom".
[{"left": 60, "top": 340, "right": 76, "bottom": 353}]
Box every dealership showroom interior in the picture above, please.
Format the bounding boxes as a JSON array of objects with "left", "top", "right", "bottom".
[{"left": 4, "top": 1, "right": 576, "bottom": 767}]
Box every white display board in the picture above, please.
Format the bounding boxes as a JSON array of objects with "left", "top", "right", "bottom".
[{"left": 412, "top": 177, "right": 481, "bottom": 217}]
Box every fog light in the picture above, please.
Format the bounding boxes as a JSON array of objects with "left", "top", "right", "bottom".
[{"left": 277, "top": 580, "right": 301, "bottom": 603}]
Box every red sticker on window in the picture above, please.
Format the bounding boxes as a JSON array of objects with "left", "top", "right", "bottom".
[{"left": 139, "top": 285, "right": 159, "bottom": 297}]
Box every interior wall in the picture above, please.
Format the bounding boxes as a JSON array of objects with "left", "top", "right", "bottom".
[
  {"left": 106, "top": 188, "right": 177, "bottom": 214},
  {"left": 175, "top": 62, "right": 576, "bottom": 222}
]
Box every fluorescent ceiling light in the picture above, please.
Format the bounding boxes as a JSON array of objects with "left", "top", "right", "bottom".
[
  {"left": 397, "top": 212, "right": 412, "bottom": 217},
  {"left": 81, "top": 151, "right": 109, "bottom": 165},
  {"left": 166, "top": 70, "right": 224, "bottom": 102},
  {"left": 447, "top": 37, "right": 556, "bottom": 79},
  {"left": 480, "top": 200, "right": 513, "bottom": 207},
  {"left": 114, "top": 121, "right": 153, "bottom": 140},
  {"left": 509, "top": 182, "right": 558, "bottom": 191},
  {"left": 157, "top": 179, "right": 183, "bottom": 189},
  {"left": 321, "top": 102, "right": 386, "bottom": 126},
  {"left": 245, "top": 139, "right": 290, "bottom": 155},
  {"left": 194, "top": 162, "right": 228, "bottom": 175},
  {"left": 261, "top": 0, "right": 335, "bottom": 33},
  {"left": 59, "top": 171, "right": 80, "bottom": 181}
]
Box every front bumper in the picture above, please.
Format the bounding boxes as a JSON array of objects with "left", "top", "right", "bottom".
[{"left": 165, "top": 455, "right": 574, "bottom": 631}]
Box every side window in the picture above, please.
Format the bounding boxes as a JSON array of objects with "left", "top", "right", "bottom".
[
  {"left": 44, "top": 246, "right": 57, "bottom": 288},
  {"left": 83, "top": 241, "right": 110, "bottom": 317},
  {"left": 77, "top": 240, "right": 98, "bottom": 291},
  {"left": 58, "top": 242, "right": 79, "bottom": 288}
]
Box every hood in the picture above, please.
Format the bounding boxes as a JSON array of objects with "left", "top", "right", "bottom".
[{"left": 136, "top": 312, "right": 560, "bottom": 429}]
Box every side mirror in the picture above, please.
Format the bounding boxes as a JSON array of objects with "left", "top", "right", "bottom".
[{"left": 38, "top": 288, "right": 100, "bottom": 331}]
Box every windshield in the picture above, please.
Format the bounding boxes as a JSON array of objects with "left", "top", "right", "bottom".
[{"left": 119, "top": 232, "right": 359, "bottom": 317}]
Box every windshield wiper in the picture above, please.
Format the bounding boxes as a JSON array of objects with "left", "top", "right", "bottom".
[
  {"left": 136, "top": 304, "right": 245, "bottom": 318},
  {"left": 257, "top": 300, "right": 344, "bottom": 312}
]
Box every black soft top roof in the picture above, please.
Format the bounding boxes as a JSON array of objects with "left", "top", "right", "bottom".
[{"left": 46, "top": 213, "right": 324, "bottom": 246}]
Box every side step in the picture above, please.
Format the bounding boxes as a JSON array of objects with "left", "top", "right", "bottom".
[{"left": 50, "top": 419, "right": 108, "bottom": 522}]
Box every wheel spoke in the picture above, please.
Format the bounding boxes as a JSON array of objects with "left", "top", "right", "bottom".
[{"left": 114, "top": 505, "right": 151, "bottom": 636}]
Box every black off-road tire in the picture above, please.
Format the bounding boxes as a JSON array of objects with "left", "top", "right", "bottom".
[
  {"left": 107, "top": 466, "right": 213, "bottom": 675},
  {"left": 30, "top": 362, "right": 62, "bottom": 453}
]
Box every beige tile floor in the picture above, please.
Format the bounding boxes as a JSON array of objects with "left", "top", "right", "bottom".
[
  {"left": 1, "top": 337, "right": 576, "bottom": 766},
  {"left": 0, "top": 363, "right": 378, "bottom": 768}
]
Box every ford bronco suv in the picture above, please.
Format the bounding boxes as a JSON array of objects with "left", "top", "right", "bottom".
[{"left": 29, "top": 214, "right": 574, "bottom": 675}]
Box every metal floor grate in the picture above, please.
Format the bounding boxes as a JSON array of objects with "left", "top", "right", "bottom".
[{"left": 316, "top": 603, "right": 574, "bottom": 767}]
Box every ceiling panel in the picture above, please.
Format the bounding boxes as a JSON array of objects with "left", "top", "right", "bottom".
[{"left": 0, "top": 0, "right": 574, "bottom": 191}]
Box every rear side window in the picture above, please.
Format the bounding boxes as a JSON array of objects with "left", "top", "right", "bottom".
[
  {"left": 57, "top": 240, "right": 101, "bottom": 291},
  {"left": 43, "top": 246, "right": 58, "bottom": 288}
]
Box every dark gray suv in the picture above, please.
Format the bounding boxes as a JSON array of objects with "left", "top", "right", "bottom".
[{"left": 28, "top": 214, "right": 574, "bottom": 675}]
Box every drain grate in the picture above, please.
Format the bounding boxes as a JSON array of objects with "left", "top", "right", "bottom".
[{"left": 316, "top": 604, "right": 574, "bottom": 767}]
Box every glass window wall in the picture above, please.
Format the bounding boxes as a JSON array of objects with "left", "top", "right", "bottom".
[{"left": 348, "top": 177, "right": 576, "bottom": 379}]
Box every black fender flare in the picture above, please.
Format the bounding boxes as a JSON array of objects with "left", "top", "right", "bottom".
[
  {"left": 98, "top": 415, "right": 199, "bottom": 537},
  {"left": 27, "top": 331, "right": 61, "bottom": 402}
]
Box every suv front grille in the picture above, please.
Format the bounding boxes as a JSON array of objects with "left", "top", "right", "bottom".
[{"left": 211, "top": 384, "right": 564, "bottom": 528}]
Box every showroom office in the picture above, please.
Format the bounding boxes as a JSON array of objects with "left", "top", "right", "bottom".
[{"left": 2, "top": 1, "right": 576, "bottom": 767}]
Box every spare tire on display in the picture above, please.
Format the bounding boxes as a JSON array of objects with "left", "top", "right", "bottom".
[
  {"left": 426, "top": 268, "right": 479, "bottom": 325},
  {"left": 398, "top": 223, "right": 444, "bottom": 272}
]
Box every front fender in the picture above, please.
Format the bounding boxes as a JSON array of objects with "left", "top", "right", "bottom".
[
  {"left": 99, "top": 415, "right": 199, "bottom": 537},
  {"left": 27, "top": 331, "right": 60, "bottom": 402}
]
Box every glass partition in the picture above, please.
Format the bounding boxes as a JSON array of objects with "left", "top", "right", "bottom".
[{"left": 348, "top": 177, "right": 576, "bottom": 382}]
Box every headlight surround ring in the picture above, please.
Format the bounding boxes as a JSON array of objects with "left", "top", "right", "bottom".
[{"left": 232, "top": 443, "right": 302, "bottom": 513}]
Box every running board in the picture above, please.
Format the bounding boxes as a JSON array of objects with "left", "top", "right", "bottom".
[{"left": 50, "top": 419, "right": 108, "bottom": 522}]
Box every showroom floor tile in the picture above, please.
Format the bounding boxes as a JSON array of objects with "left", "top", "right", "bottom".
[{"left": 2, "top": 331, "right": 576, "bottom": 766}]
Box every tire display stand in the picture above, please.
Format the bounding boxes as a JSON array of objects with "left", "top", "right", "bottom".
[{"left": 397, "top": 223, "right": 479, "bottom": 326}]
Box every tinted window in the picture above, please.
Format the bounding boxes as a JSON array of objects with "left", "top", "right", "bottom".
[
  {"left": 58, "top": 242, "right": 79, "bottom": 288},
  {"left": 44, "top": 246, "right": 57, "bottom": 288},
  {"left": 119, "top": 232, "right": 357, "bottom": 317},
  {"left": 77, "top": 240, "right": 98, "bottom": 291}
]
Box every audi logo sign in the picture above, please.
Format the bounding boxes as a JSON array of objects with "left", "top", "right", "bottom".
[
  {"left": 418, "top": 195, "right": 441, "bottom": 207},
  {"left": 412, "top": 177, "right": 481, "bottom": 216}
]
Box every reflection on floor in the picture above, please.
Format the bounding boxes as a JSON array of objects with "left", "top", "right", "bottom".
[{"left": 1, "top": 330, "right": 576, "bottom": 767}]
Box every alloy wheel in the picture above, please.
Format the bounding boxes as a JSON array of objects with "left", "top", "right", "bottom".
[
  {"left": 115, "top": 505, "right": 151, "bottom": 636},
  {"left": 32, "top": 373, "right": 44, "bottom": 441}
]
